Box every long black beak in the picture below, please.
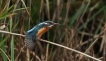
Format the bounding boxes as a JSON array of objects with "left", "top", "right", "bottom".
[
  {"left": 53, "top": 23, "right": 61, "bottom": 25},
  {"left": 48, "top": 22, "right": 60, "bottom": 27}
]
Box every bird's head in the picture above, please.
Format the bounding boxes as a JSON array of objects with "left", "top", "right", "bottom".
[
  {"left": 35, "top": 20, "right": 60, "bottom": 37},
  {"left": 37, "top": 20, "right": 59, "bottom": 28}
]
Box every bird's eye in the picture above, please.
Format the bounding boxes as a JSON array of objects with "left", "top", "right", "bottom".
[{"left": 46, "top": 22, "right": 53, "bottom": 25}]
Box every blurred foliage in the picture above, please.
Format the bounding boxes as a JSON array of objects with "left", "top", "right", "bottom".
[{"left": 0, "top": 0, "right": 106, "bottom": 61}]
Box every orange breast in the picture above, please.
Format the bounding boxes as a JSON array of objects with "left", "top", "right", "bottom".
[{"left": 36, "top": 27, "right": 49, "bottom": 38}]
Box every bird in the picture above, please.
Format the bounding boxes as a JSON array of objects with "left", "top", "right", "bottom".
[{"left": 25, "top": 20, "right": 59, "bottom": 50}]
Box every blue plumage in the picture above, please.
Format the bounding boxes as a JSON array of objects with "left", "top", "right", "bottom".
[
  {"left": 25, "top": 20, "right": 59, "bottom": 50},
  {"left": 25, "top": 22, "right": 44, "bottom": 50}
]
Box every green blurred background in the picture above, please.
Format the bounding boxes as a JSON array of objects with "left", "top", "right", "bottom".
[{"left": 0, "top": 0, "right": 106, "bottom": 61}]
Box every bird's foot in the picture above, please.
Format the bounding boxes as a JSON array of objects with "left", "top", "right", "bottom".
[{"left": 36, "top": 37, "right": 43, "bottom": 41}]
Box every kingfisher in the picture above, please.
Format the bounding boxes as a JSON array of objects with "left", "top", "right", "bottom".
[{"left": 25, "top": 20, "right": 59, "bottom": 50}]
